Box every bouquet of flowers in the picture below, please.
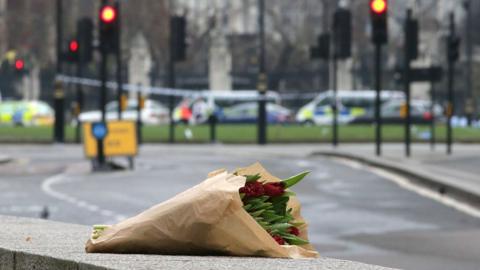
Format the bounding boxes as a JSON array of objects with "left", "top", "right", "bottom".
[
  {"left": 238, "top": 171, "right": 310, "bottom": 246},
  {"left": 86, "top": 163, "right": 318, "bottom": 258}
]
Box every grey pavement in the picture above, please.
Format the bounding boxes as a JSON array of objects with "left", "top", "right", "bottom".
[
  {"left": 0, "top": 215, "right": 395, "bottom": 270},
  {"left": 1, "top": 144, "right": 480, "bottom": 269},
  {"left": 313, "top": 143, "right": 480, "bottom": 206}
]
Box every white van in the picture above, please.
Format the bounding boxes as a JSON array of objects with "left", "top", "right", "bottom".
[
  {"left": 173, "top": 90, "right": 281, "bottom": 123},
  {"left": 296, "top": 90, "right": 404, "bottom": 125}
]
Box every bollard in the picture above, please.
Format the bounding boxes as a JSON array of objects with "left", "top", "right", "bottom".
[{"left": 209, "top": 114, "right": 217, "bottom": 143}]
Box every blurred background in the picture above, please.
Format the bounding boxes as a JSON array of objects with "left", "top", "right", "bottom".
[
  {"left": 1, "top": 1, "right": 480, "bottom": 269},
  {"left": 0, "top": 0, "right": 478, "bottom": 144}
]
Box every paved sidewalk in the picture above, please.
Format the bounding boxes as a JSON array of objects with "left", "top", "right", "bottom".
[
  {"left": 0, "top": 215, "right": 394, "bottom": 270},
  {"left": 312, "top": 143, "right": 480, "bottom": 207}
]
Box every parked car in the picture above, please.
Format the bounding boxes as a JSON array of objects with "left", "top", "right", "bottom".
[
  {"left": 172, "top": 90, "right": 282, "bottom": 124},
  {"left": 296, "top": 90, "right": 404, "bottom": 125},
  {"left": 0, "top": 100, "right": 54, "bottom": 126},
  {"left": 351, "top": 99, "right": 443, "bottom": 124},
  {"left": 217, "top": 102, "right": 293, "bottom": 124},
  {"left": 78, "top": 99, "right": 169, "bottom": 125}
]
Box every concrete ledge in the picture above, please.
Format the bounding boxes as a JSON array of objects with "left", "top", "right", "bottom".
[
  {"left": 0, "top": 215, "right": 394, "bottom": 270},
  {"left": 314, "top": 150, "right": 480, "bottom": 209}
]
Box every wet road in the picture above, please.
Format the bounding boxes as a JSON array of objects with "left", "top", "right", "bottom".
[{"left": 1, "top": 144, "right": 479, "bottom": 269}]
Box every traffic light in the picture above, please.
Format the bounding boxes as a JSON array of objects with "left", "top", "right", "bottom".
[
  {"left": 406, "top": 17, "right": 418, "bottom": 60},
  {"left": 448, "top": 36, "right": 460, "bottom": 62},
  {"left": 170, "top": 16, "right": 187, "bottom": 62},
  {"left": 370, "top": 0, "right": 388, "bottom": 44},
  {"left": 99, "top": 3, "right": 118, "bottom": 53},
  {"left": 310, "top": 33, "right": 330, "bottom": 60},
  {"left": 65, "top": 38, "right": 79, "bottom": 62},
  {"left": 333, "top": 8, "right": 351, "bottom": 59},
  {"left": 77, "top": 18, "right": 94, "bottom": 63},
  {"left": 14, "top": 59, "right": 24, "bottom": 71}
]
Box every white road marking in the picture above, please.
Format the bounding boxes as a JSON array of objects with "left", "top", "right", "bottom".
[
  {"left": 333, "top": 157, "right": 480, "bottom": 219},
  {"left": 41, "top": 173, "right": 126, "bottom": 222}
]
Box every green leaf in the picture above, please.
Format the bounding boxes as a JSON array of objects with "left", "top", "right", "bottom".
[
  {"left": 270, "top": 196, "right": 289, "bottom": 216},
  {"left": 283, "top": 191, "right": 296, "bottom": 197},
  {"left": 250, "top": 209, "right": 266, "bottom": 217},
  {"left": 289, "top": 221, "right": 305, "bottom": 227},
  {"left": 243, "top": 204, "right": 253, "bottom": 211},
  {"left": 282, "top": 171, "right": 310, "bottom": 188},
  {"left": 250, "top": 202, "right": 273, "bottom": 211},
  {"left": 240, "top": 193, "right": 245, "bottom": 200},
  {"left": 245, "top": 173, "right": 261, "bottom": 182},
  {"left": 269, "top": 223, "right": 293, "bottom": 231},
  {"left": 282, "top": 235, "right": 310, "bottom": 245}
]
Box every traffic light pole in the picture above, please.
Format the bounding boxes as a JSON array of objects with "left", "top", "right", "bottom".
[
  {"left": 115, "top": 0, "right": 123, "bottom": 121},
  {"left": 430, "top": 79, "right": 436, "bottom": 150},
  {"left": 54, "top": 0, "right": 65, "bottom": 143},
  {"left": 464, "top": 0, "right": 473, "bottom": 126},
  {"left": 137, "top": 90, "right": 143, "bottom": 145},
  {"left": 404, "top": 9, "right": 412, "bottom": 157},
  {"left": 75, "top": 56, "right": 84, "bottom": 144},
  {"left": 168, "top": 28, "right": 176, "bottom": 144},
  {"left": 97, "top": 0, "right": 109, "bottom": 168},
  {"left": 98, "top": 44, "right": 107, "bottom": 167},
  {"left": 374, "top": 43, "right": 382, "bottom": 156},
  {"left": 257, "top": 0, "right": 267, "bottom": 145},
  {"left": 447, "top": 13, "right": 455, "bottom": 155},
  {"left": 332, "top": 53, "right": 338, "bottom": 147}
]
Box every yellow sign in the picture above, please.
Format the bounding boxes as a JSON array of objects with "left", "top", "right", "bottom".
[{"left": 83, "top": 121, "right": 138, "bottom": 158}]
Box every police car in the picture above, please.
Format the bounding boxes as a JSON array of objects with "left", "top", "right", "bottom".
[{"left": 295, "top": 90, "right": 404, "bottom": 125}]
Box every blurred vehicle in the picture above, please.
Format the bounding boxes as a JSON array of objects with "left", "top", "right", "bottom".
[
  {"left": 78, "top": 99, "right": 169, "bottom": 125},
  {"left": 217, "top": 102, "right": 292, "bottom": 124},
  {"left": 173, "top": 90, "right": 281, "bottom": 124},
  {"left": 296, "top": 90, "right": 404, "bottom": 125},
  {"left": 351, "top": 99, "right": 443, "bottom": 124},
  {"left": 0, "top": 100, "right": 54, "bottom": 126}
]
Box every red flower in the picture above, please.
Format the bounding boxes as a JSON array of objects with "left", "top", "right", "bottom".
[
  {"left": 272, "top": 235, "right": 285, "bottom": 245},
  {"left": 239, "top": 181, "right": 265, "bottom": 197},
  {"left": 288, "top": 226, "right": 300, "bottom": 236},
  {"left": 263, "top": 182, "right": 285, "bottom": 197}
]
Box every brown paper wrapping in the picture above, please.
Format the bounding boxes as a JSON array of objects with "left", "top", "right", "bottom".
[{"left": 85, "top": 163, "right": 319, "bottom": 258}]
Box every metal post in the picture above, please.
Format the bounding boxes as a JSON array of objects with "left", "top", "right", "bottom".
[
  {"left": 430, "top": 79, "right": 436, "bottom": 150},
  {"left": 115, "top": 0, "right": 123, "bottom": 120},
  {"left": 53, "top": 0, "right": 65, "bottom": 143},
  {"left": 374, "top": 43, "right": 382, "bottom": 156},
  {"left": 257, "top": 0, "right": 267, "bottom": 145},
  {"left": 75, "top": 60, "right": 83, "bottom": 144},
  {"left": 137, "top": 90, "right": 143, "bottom": 144},
  {"left": 97, "top": 0, "right": 108, "bottom": 167},
  {"left": 332, "top": 53, "right": 338, "bottom": 147},
  {"left": 447, "top": 13, "right": 455, "bottom": 155},
  {"left": 464, "top": 0, "right": 473, "bottom": 126},
  {"left": 168, "top": 20, "right": 176, "bottom": 143},
  {"left": 209, "top": 114, "right": 217, "bottom": 143},
  {"left": 404, "top": 9, "right": 412, "bottom": 157}
]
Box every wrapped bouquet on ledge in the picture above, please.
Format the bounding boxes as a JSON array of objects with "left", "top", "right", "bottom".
[{"left": 85, "top": 163, "right": 319, "bottom": 259}]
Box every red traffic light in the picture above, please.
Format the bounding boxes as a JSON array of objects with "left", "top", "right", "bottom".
[
  {"left": 69, "top": 40, "right": 79, "bottom": 52},
  {"left": 100, "top": 6, "right": 116, "bottom": 24},
  {"left": 14, "top": 59, "right": 24, "bottom": 70},
  {"left": 371, "top": 0, "right": 387, "bottom": 14}
]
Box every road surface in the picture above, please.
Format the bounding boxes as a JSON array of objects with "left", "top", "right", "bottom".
[{"left": 0, "top": 144, "right": 479, "bottom": 270}]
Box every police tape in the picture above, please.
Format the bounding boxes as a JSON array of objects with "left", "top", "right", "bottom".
[{"left": 56, "top": 75, "right": 320, "bottom": 101}]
